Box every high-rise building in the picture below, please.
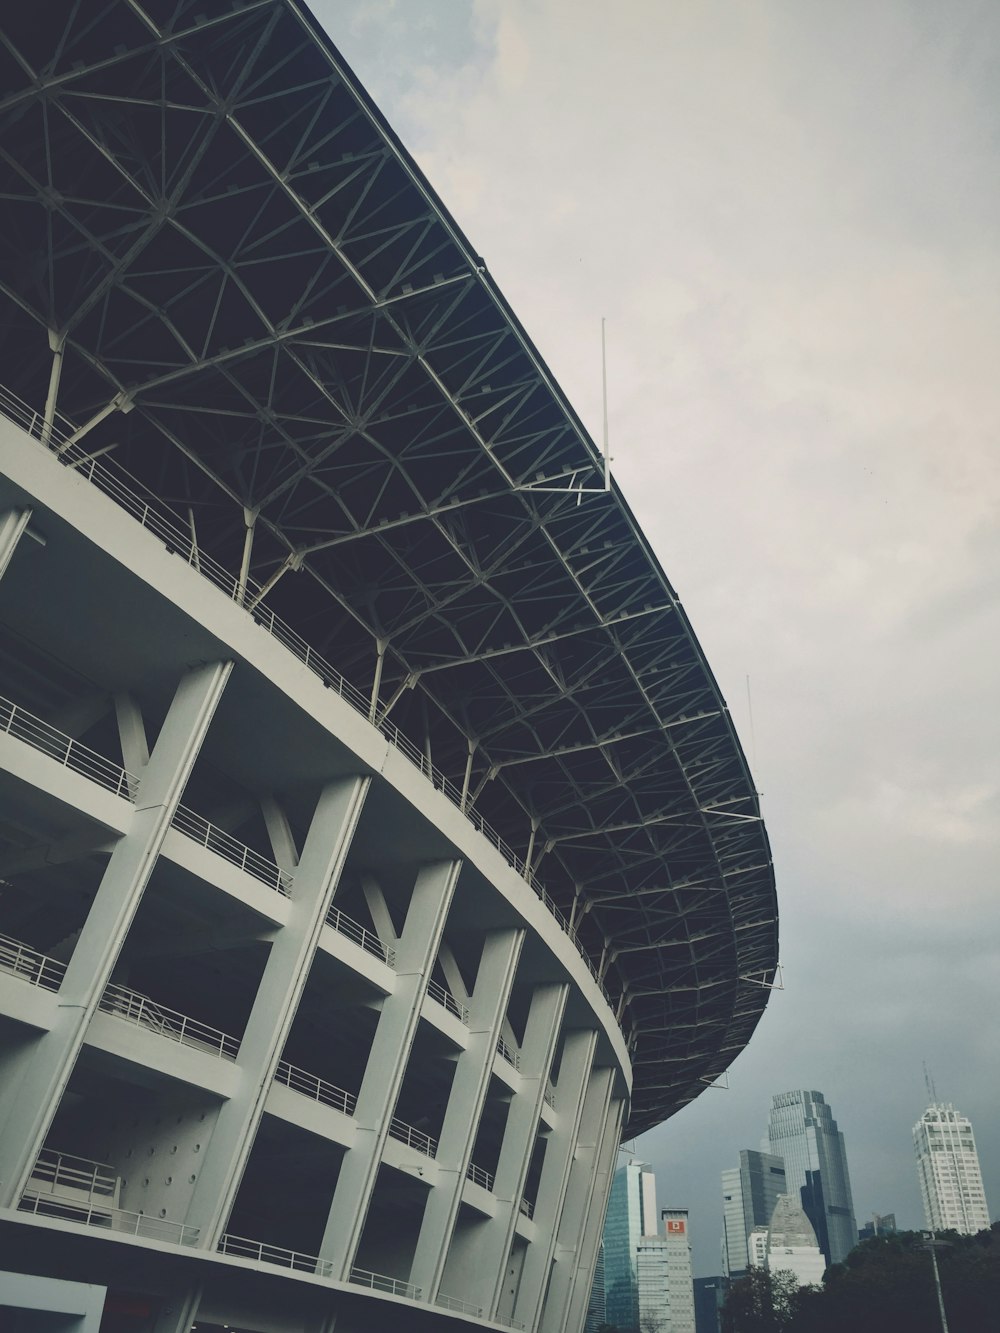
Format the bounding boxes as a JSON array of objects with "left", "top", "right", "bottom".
[
  {"left": 760, "top": 1195, "right": 826, "bottom": 1289},
  {"left": 584, "top": 1241, "right": 606, "bottom": 1333},
  {"left": 858, "top": 1212, "right": 897, "bottom": 1242},
  {"left": 0, "top": 2, "right": 778, "bottom": 1331},
  {"left": 914, "top": 1103, "right": 991, "bottom": 1235},
  {"left": 603, "top": 1160, "right": 660, "bottom": 1330},
  {"left": 693, "top": 1276, "right": 727, "bottom": 1333},
  {"left": 660, "top": 1208, "right": 696, "bottom": 1333},
  {"left": 766, "top": 1091, "right": 856, "bottom": 1266},
  {"left": 721, "top": 1150, "right": 786, "bottom": 1277}
]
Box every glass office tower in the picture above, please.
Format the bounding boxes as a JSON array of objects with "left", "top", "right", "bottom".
[
  {"left": 766, "top": 1091, "right": 856, "bottom": 1266},
  {"left": 721, "top": 1150, "right": 787, "bottom": 1278}
]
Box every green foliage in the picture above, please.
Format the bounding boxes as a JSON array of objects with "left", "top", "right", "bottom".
[
  {"left": 721, "top": 1267, "right": 803, "bottom": 1332},
  {"left": 766, "top": 1225, "right": 1000, "bottom": 1333}
]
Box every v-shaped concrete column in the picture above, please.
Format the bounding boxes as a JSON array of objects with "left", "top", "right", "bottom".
[
  {"left": 0, "top": 507, "right": 32, "bottom": 580},
  {"left": 318, "top": 857, "right": 461, "bottom": 1281},
  {"left": 538, "top": 1065, "right": 616, "bottom": 1333},
  {"left": 462, "top": 980, "right": 569, "bottom": 1318},
  {"left": 0, "top": 659, "right": 232, "bottom": 1207},
  {"left": 408, "top": 925, "right": 524, "bottom": 1298},
  {"left": 513, "top": 1027, "right": 599, "bottom": 1332},
  {"left": 183, "top": 774, "right": 370, "bottom": 1246},
  {"left": 560, "top": 1093, "right": 625, "bottom": 1333}
]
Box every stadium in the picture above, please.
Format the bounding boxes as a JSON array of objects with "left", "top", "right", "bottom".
[{"left": 0, "top": 3, "right": 777, "bottom": 1331}]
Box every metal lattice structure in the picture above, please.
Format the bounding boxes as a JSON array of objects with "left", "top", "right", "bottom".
[{"left": 0, "top": 0, "right": 777, "bottom": 1136}]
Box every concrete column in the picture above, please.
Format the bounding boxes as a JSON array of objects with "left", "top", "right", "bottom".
[
  {"left": 408, "top": 926, "right": 525, "bottom": 1298},
  {"left": 538, "top": 1066, "right": 615, "bottom": 1333},
  {"left": 463, "top": 981, "right": 569, "bottom": 1317},
  {"left": 151, "top": 1283, "right": 202, "bottom": 1333},
  {"left": 318, "top": 857, "right": 462, "bottom": 1280},
  {"left": 561, "top": 1094, "right": 625, "bottom": 1333},
  {"left": 0, "top": 659, "right": 232, "bottom": 1206},
  {"left": 184, "top": 774, "right": 370, "bottom": 1246},
  {"left": 0, "top": 507, "right": 32, "bottom": 580},
  {"left": 514, "top": 1028, "right": 599, "bottom": 1332}
]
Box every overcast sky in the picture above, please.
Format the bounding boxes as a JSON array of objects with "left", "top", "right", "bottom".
[{"left": 311, "top": 0, "right": 1000, "bottom": 1275}]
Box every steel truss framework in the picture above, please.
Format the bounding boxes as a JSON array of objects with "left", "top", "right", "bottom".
[{"left": 0, "top": 0, "right": 777, "bottom": 1135}]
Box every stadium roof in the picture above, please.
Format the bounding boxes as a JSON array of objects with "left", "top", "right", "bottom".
[{"left": 0, "top": 0, "right": 777, "bottom": 1135}]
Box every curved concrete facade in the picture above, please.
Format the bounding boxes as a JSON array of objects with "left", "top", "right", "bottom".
[{"left": 0, "top": 416, "right": 627, "bottom": 1332}]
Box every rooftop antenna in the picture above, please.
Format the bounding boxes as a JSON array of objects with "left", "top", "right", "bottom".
[
  {"left": 515, "top": 319, "right": 614, "bottom": 499},
  {"left": 601, "top": 316, "right": 611, "bottom": 492},
  {"left": 923, "top": 1061, "right": 938, "bottom": 1105}
]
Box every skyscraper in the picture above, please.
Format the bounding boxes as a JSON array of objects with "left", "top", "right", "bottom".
[
  {"left": 585, "top": 1241, "right": 607, "bottom": 1333},
  {"left": 766, "top": 1090, "right": 856, "bottom": 1266},
  {"left": 603, "top": 1159, "right": 660, "bottom": 1331},
  {"left": 660, "top": 1208, "right": 696, "bottom": 1333},
  {"left": 721, "top": 1150, "right": 787, "bottom": 1277},
  {"left": 914, "top": 1102, "right": 991, "bottom": 1235}
]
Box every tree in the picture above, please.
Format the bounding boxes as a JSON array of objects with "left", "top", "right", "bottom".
[
  {"left": 783, "top": 1225, "right": 1000, "bottom": 1333},
  {"left": 721, "top": 1267, "right": 802, "bottom": 1333}
]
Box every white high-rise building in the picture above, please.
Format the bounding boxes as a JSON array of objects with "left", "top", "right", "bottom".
[
  {"left": 661, "top": 1208, "right": 696, "bottom": 1333},
  {"left": 914, "top": 1103, "right": 990, "bottom": 1235},
  {"left": 762, "top": 1195, "right": 826, "bottom": 1288}
]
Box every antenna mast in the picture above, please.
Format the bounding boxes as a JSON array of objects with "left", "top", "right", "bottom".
[
  {"left": 601, "top": 317, "right": 611, "bottom": 490},
  {"left": 923, "top": 1061, "right": 938, "bottom": 1105}
]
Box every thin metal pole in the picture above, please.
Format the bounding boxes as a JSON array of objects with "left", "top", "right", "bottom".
[
  {"left": 601, "top": 317, "right": 610, "bottom": 489},
  {"left": 928, "top": 1240, "right": 950, "bottom": 1333}
]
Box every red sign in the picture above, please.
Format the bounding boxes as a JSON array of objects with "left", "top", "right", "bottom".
[{"left": 666, "top": 1219, "right": 686, "bottom": 1234}]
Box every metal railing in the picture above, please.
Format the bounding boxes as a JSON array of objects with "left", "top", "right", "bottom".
[
  {"left": 0, "top": 932, "right": 66, "bottom": 992},
  {"left": 518, "top": 1196, "right": 534, "bottom": 1220},
  {"left": 496, "top": 1034, "right": 521, "bottom": 1070},
  {"left": 218, "top": 1232, "right": 333, "bottom": 1276},
  {"left": 273, "top": 1060, "right": 356, "bottom": 1116},
  {"left": 0, "top": 382, "right": 618, "bottom": 1022},
  {"left": 99, "top": 982, "right": 240, "bottom": 1060},
  {"left": 171, "top": 803, "right": 292, "bottom": 895},
  {"left": 0, "top": 692, "right": 137, "bottom": 800},
  {"left": 465, "top": 1161, "right": 494, "bottom": 1191},
  {"left": 21, "top": 1150, "right": 198, "bottom": 1246},
  {"left": 0, "top": 691, "right": 291, "bottom": 900},
  {"left": 27, "top": 1149, "right": 117, "bottom": 1201},
  {"left": 325, "top": 905, "right": 396, "bottom": 966},
  {"left": 18, "top": 1190, "right": 200, "bottom": 1245},
  {"left": 426, "top": 977, "right": 469, "bottom": 1024},
  {"left": 544, "top": 1082, "right": 556, "bottom": 1109},
  {"left": 388, "top": 1116, "right": 437, "bottom": 1159},
  {"left": 350, "top": 1267, "right": 421, "bottom": 1300},
  {"left": 436, "top": 1292, "right": 484, "bottom": 1316}
]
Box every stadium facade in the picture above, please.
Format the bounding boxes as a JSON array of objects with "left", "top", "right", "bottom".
[{"left": 0, "top": 3, "right": 777, "bottom": 1331}]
